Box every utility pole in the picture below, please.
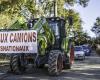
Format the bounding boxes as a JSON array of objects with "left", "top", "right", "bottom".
[{"left": 54, "top": 0, "right": 57, "bottom": 17}]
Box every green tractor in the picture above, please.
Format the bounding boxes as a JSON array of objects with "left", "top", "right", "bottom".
[{"left": 8, "top": 16, "right": 74, "bottom": 76}]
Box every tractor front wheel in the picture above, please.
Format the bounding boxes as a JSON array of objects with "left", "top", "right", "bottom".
[
  {"left": 48, "top": 50, "right": 63, "bottom": 76},
  {"left": 10, "top": 54, "right": 26, "bottom": 74}
]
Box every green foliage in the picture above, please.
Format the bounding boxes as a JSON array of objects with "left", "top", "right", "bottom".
[
  {"left": 0, "top": 0, "right": 36, "bottom": 28},
  {"left": 78, "top": 0, "right": 90, "bottom": 7},
  {"left": 9, "top": 17, "right": 28, "bottom": 29},
  {"left": 0, "top": 0, "right": 36, "bottom": 14},
  {"left": 74, "top": 31, "right": 91, "bottom": 45},
  {"left": 94, "top": 17, "right": 100, "bottom": 26},
  {"left": 0, "top": 0, "right": 90, "bottom": 29},
  {"left": 37, "top": 0, "right": 89, "bottom": 17},
  {"left": 92, "top": 17, "right": 100, "bottom": 38}
]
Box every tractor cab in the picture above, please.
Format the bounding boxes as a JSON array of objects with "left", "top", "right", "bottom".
[
  {"left": 32, "top": 17, "right": 66, "bottom": 49},
  {"left": 46, "top": 17, "right": 66, "bottom": 49},
  {"left": 47, "top": 17, "right": 66, "bottom": 38}
]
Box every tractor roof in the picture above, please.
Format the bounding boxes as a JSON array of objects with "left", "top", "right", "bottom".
[{"left": 33, "top": 17, "right": 65, "bottom": 22}]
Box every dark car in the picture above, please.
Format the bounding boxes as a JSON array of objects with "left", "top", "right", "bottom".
[{"left": 82, "top": 45, "right": 91, "bottom": 56}]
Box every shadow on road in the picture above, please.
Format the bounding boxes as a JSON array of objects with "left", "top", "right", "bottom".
[{"left": 0, "top": 51, "right": 100, "bottom": 80}]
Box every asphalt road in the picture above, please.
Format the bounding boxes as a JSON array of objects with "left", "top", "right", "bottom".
[{"left": 0, "top": 51, "right": 100, "bottom": 80}]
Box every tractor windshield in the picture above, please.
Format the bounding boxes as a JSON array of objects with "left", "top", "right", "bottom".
[{"left": 49, "top": 22, "right": 60, "bottom": 38}]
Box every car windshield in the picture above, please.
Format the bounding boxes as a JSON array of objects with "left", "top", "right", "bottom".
[
  {"left": 75, "top": 46, "right": 83, "bottom": 51},
  {"left": 82, "top": 46, "right": 88, "bottom": 49}
]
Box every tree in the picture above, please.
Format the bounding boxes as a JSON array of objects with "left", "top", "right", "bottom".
[
  {"left": 91, "top": 17, "right": 100, "bottom": 37},
  {"left": 35, "top": 0, "right": 90, "bottom": 17},
  {"left": 74, "top": 31, "right": 91, "bottom": 45},
  {"left": 94, "top": 17, "right": 100, "bottom": 26},
  {"left": 0, "top": 0, "right": 90, "bottom": 29},
  {"left": 0, "top": 0, "right": 36, "bottom": 14},
  {"left": 92, "top": 17, "right": 100, "bottom": 55},
  {"left": 0, "top": 0, "right": 36, "bottom": 28}
]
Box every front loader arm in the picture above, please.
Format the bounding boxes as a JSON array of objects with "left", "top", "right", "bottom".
[
  {"left": 32, "top": 17, "right": 55, "bottom": 55},
  {"left": 9, "top": 17, "right": 28, "bottom": 30}
]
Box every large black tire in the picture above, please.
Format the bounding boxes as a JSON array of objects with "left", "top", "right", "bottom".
[
  {"left": 10, "top": 54, "right": 26, "bottom": 74},
  {"left": 48, "top": 50, "right": 63, "bottom": 76}
]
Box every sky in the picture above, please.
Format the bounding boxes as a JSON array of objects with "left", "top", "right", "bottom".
[{"left": 74, "top": 0, "right": 100, "bottom": 37}]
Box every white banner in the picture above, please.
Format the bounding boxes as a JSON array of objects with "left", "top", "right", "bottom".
[{"left": 0, "top": 30, "right": 37, "bottom": 53}]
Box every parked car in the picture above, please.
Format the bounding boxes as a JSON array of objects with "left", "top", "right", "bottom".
[
  {"left": 82, "top": 45, "right": 91, "bottom": 56},
  {"left": 74, "top": 46, "right": 85, "bottom": 60}
]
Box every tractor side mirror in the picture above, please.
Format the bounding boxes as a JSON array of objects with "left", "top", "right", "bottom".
[{"left": 68, "top": 16, "right": 73, "bottom": 26}]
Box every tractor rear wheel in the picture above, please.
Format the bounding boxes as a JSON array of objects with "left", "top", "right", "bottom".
[
  {"left": 10, "top": 54, "right": 26, "bottom": 74},
  {"left": 48, "top": 50, "right": 63, "bottom": 76}
]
